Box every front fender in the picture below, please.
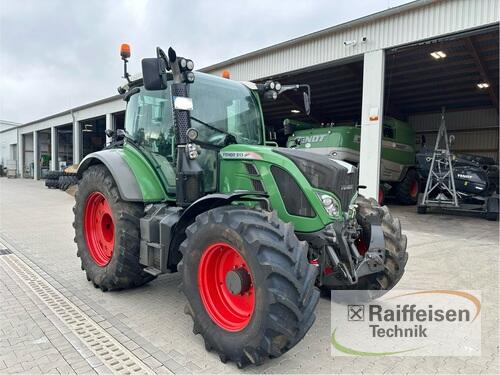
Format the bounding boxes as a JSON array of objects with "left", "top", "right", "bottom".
[
  {"left": 176, "top": 191, "right": 269, "bottom": 232},
  {"left": 77, "top": 147, "right": 169, "bottom": 202}
]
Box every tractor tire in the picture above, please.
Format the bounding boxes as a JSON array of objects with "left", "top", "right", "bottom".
[
  {"left": 179, "top": 206, "right": 320, "bottom": 367},
  {"left": 417, "top": 205, "right": 427, "bottom": 214},
  {"left": 485, "top": 212, "right": 498, "bottom": 221},
  {"left": 394, "top": 169, "right": 419, "bottom": 205},
  {"left": 45, "top": 178, "right": 58, "bottom": 189},
  {"left": 346, "top": 195, "right": 408, "bottom": 301},
  {"left": 59, "top": 174, "right": 79, "bottom": 191},
  {"left": 58, "top": 176, "right": 68, "bottom": 190},
  {"left": 46, "top": 170, "right": 64, "bottom": 180},
  {"left": 73, "top": 165, "right": 155, "bottom": 291}
]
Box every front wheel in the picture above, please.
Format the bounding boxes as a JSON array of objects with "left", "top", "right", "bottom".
[
  {"left": 73, "top": 165, "right": 155, "bottom": 291},
  {"left": 179, "top": 206, "right": 319, "bottom": 367},
  {"left": 346, "top": 196, "right": 408, "bottom": 300}
]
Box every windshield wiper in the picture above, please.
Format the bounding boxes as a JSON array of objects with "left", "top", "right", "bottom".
[{"left": 190, "top": 116, "right": 233, "bottom": 138}]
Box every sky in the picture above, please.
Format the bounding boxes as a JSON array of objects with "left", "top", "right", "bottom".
[{"left": 0, "top": 0, "right": 412, "bottom": 124}]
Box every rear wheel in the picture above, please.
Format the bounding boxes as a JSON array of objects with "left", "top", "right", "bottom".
[
  {"left": 179, "top": 206, "right": 319, "bottom": 367},
  {"left": 394, "top": 169, "right": 419, "bottom": 205},
  {"left": 73, "top": 165, "right": 155, "bottom": 291},
  {"left": 378, "top": 186, "right": 385, "bottom": 205}
]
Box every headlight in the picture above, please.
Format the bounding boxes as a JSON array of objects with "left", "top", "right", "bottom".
[
  {"left": 275, "top": 82, "right": 282, "bottom": 91},
  {"left": 184, "top": 71, "right": 195, "bottom": 83},
  {"left": 269, "top": 81, "right": 275, "bottom": 90},
  {"left": 318, "top": 193, "right": 339, "bottom": 216}
]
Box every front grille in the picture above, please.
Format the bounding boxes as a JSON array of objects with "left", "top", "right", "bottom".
[
  {"left": 271, "top": 166, "right": 316, "bottom": 218},
  {"left": 274, "top": 148, "right": 358, "bottom": 212}
]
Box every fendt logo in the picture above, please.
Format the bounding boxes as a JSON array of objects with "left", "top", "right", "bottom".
[{"left": 296, "top": 134, "right": 327, "bottom": 143}]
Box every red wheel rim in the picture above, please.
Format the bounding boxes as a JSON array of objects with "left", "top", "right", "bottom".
[
  {"left": 198, "top": 242, "right": 255, "bottom": 332},
  {"left": 356, "top": 237, "right": 368, "bottom": 256},
  {"left": 410, "top": 180, "right": 419, "bottom": 198},
  {"left": 84, "top": 192, "right": 115, "bottom": 267},
  {"left": 378, "top": 188, "right": 384, "bottom": 205}
]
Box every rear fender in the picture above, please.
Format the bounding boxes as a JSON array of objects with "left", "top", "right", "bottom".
[{"left": 77, "top": 149, "right": 167, "bottom": 202}]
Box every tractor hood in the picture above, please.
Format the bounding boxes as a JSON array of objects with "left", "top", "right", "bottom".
[{"left": 273, "top": 148, "right": 359, "bottom": 211}]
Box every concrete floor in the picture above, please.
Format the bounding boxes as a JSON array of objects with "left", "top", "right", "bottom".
[{"left": 0, "top": 178, "right": 498, "bottom": 374}]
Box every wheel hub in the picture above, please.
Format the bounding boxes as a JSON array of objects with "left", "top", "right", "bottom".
[
  {"left": 225, "top": 267, "right": 251, "bottom": 295},
  {"left": 198, "top": 242, "right": 255, "bottom": 332},
  {"left": 410, "top": 180, "right": 419, "bottom": 198},
  {"left": 83, "top": 192, "right": 115, "bottom": 267}
]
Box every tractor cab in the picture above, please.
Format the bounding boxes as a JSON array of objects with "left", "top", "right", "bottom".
[{"left": 123, "top": 72, "right": 266, "bottom": 194}]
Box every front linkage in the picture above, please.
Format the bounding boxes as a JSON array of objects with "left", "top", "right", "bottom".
[{"left": 303, "top": 204, "right": 386, "bottom": 288}]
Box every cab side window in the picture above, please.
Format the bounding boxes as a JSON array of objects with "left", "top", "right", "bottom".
[{"left": 125, "top": 89, "right": 177, "bottom": 188}]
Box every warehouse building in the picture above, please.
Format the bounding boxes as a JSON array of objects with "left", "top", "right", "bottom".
[{"left": 1, "top": 0, "right": 498, "bottom": 200}]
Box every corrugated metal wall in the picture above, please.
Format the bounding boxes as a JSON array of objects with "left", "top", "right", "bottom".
[
  {"left": 409, "top": 108, "right": 499, "bottom": 161},
  {"left": 203, "top": 0, "right": 499, "bottom": 81}
]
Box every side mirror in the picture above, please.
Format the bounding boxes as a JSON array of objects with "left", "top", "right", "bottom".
[
  {"left": 303, "top": 92, "right": 311, "bottom": 115},
  {"left": 142, "top": 58, "right": 167, "bottom": 90},
  {"left": 449, "top": 134, "right": 455, "bottom": 145}
]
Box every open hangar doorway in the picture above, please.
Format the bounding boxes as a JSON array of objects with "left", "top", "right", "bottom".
[
  {"left": 383, "top": 25, "right": 499, "bottom": 202},
  {"left": 22, "top": 133, "right": 34, "bottom": 178},
  {"left": 113, "top": 111, "right": 125, "bottom": 131},
  {"left": 384, "top": 25, "right": 499, "bottom": 159},
  {"left": 56, "top": 123, "right": 73, "bottom": 170},
  {"left": 37, "top": 128, "right": 51, "bottom": 178},
  {"left": 257, "top": 58, "right": 364, "bottom": 146},
  {"left": 80, "top": 115, "right": 106, "bottom": 159}
]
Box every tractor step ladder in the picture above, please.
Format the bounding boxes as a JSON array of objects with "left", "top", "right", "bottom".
[{"left": 421, "top": 107, "right": 459, "bottom": 207}]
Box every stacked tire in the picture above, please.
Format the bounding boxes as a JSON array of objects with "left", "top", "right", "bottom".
[
  {"left": 44, "top": 171, "right": 64, "bottom": 189},
  {"left": 58, "top": 174, "right": 79, "bottom": 191},
  {"left": 44, "top": 171, "right": 79, "bottom": 191}
]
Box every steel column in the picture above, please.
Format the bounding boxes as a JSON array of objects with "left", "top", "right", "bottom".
[
  {"left": 73, "top": 121, "right": 81, "bottom": 164},
  {"left": 105, "top": 113, "right": 113, "bottom": 144},
  {"left": 51, "top": 126, "right": 58, "bottom": 171},
  {"left": 359, "top": 50, "right": 385, "bottom": 201},
  {"left": 33, "top": 131, "right": 39, "bottom": 180}
]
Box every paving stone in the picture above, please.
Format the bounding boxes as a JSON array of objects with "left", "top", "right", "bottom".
[{"left": 1, "top": 177, "right": 499, "bottom": 375}]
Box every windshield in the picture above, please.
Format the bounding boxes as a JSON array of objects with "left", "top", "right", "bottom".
[
  {"left": 189, "top": 73, "right": 263, "bottom": 145},
  {"left": 125, "top": 72, "right": 264, "bottom": 147}
]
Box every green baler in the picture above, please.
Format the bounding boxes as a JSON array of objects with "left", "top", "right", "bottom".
[{"left": 285, "top": 118, "right": 419, "bottom": 204}]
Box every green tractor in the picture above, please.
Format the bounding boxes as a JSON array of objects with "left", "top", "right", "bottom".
[
  {"left": 285, "top": 117, "right": 419, "bottom": 204},
  {"left": 73, "top": 45, "right": 408, "bottom": 367}
]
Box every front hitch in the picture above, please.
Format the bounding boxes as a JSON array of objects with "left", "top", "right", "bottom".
[
  {"left": 301, "top": 214, "right": 386, "bottom": 288},
  {"left": 354, "top": 216, "right": 386, "bottom": 278}
]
